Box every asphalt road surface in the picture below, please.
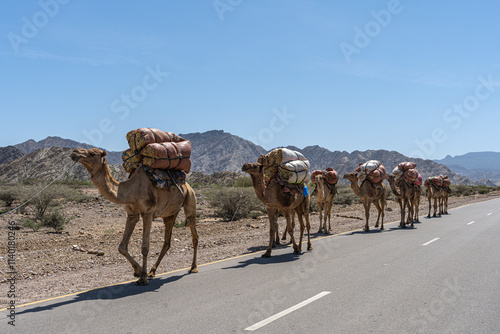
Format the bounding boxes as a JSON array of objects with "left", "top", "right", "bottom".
[{"left": 3, "top": 198, "right": 500, "bottom": 333}]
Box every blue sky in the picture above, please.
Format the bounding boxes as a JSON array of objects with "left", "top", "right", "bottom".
[{"left": 1, "top": 1, "right": 499, "bottom": 160}]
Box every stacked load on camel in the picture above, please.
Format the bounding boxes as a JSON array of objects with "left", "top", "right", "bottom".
[
  {"left": 121, "top": 128, "right": 191, "bottom": 188},
  {"left": 429, "top": 175, "right": 452, "bottom": 189},
  {"left": 392, "top": 161, "right": 422, "bottom": 186},
  {"left": 259, "top": 148, "right": 310, "bottom": 194},
  {"left": 355, "top": 160, "right": 386, "bottom": 184},
  {"left": 311, "top": 168, "right": 339, "bottom": 186}
]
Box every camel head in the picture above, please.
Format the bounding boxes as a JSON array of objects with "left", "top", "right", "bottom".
[
  {"left": 342, "top": 172, "right": 358, "bottom": 182},
  {"left": 241, "top": 162, "right": 262, "bottom": 176},
  {"left": 70, "top": 148, "right": 108, "bottom": 175},
  {"left": 386, "top": 174, "right": 395, "bottom": 182}
]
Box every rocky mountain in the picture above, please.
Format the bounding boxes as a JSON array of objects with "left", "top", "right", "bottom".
[
  {"left": 0, "top": 147, "right": 127, "bottom": 183},
  {"left": 14, "top": 136, "right": 95, "bottom": 154},
  {"left": 0, "top": 130, "right": 477, "bottom": 185},
  {"left": 434, "top": 152, "right": 500, "bottom": 185},
  {"left": 180, "top": 130, "right": 266, "bottom": 174},
  {"left": 289, "top": 146, "right": 470, "bottom": 185},
  {"left": 0, "top": 146, "right": 24, "bottom": 165}
]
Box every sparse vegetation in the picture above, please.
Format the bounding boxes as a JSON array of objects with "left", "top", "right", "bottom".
[
  {"left": 206, "top": 187, "right": 265, "bottom": 221},
  {"left": 41, "top": 210, "right": 69, "bottom": 232},
  {"left": 0, "top": 189, "right": 18, "bottom": 207}
]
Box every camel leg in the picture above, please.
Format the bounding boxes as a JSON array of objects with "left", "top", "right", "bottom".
[
  {"left": 397, "top": 199, "right": 404, "bottom": 228},
  {"left": 187, "top": 220, "right": 199, "bottom": 273},
  {"left": 373, "top": 200, "right": 384, "bottom": 230},
  {"left": 433, "top": 197, "right": 438, "bottom": 217},
  {"left": 317, "top": 202, "right": 324, "bottom": 233},
  {"left": 296, "top": 211, "right": 305, "bottom": 252},
  {"left": 427, "top": 195, "right": 432, "bottom": 218},
  {"left": 118, "top": 213, "right": 141, "bottom": 278},
  {"left": 304, "top": 208, "right": 312, "bottom": 251},
  {"left": 285, "top": 211, "right": 300, "bottom": 254},
  {"left": 362, "top": 200, "right": 371, "bottom": 232},
  {"left": 263, "top": 207, "right": 278, "bottom": 257},
  {"left": 136, "top": 213, "right": 153, "bottom": 286},
  {"left": 149, "top": 215, "right": 176, "bottom": 277},
  {"left": 325, "top": 201, "right": 333, "bottom": 232}
]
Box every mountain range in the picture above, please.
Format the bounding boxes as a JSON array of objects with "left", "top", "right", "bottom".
[
  {"left": 0, "top": 130, "right": 496, "bottom": 185},
  {"left": 434, "top": 152, "right": 500, "bottom": 186}
]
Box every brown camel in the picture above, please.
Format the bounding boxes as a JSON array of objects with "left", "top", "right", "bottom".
[
  {"left": 242, "top": 162, "right": 311, "bottom": 257},
  {"left": 314, "top": 174, "right": 336, "bottom": 233},
  {"left": 343, "top": 172, "right": 386, "bottom": 231},
  {"left": 424, "top": 179, "right": 445, "bottom": 217},
  {"left": 387, "top": 174, "right": 415, "bottom": 228},
  {"left": 70, "top": 148, "right": 198, "bottom": 285}
]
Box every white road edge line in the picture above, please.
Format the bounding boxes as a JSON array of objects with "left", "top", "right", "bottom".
[
  {"left": 467, "top": 221, "right": 476, "bottom": 225},
  {"left": 487, "top": 213, "right": 492, "bottom": 216},
  {"left": 245, "top": 291, "right": 331, "bottom": 331},
  {"left": 422, "top": 238, "right": 440, "bottom": 246}
]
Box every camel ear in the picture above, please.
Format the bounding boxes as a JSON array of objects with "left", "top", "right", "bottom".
[{"left": 101, "top": 150, "right": 108, "bottom": 157}]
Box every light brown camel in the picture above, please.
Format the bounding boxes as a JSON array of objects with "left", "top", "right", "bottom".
[
  {"left": 314, "top": 174, "right": 336, "bottom": 233},
  {"left": 387, "top": 174, "right": 415, "bottom": 228},
  {"left": 242, "top": 162, "right": 311, "bottom": 257},
  {"left": 424, "top": 179, "right": 445, "bottom": 217},
  {"left": 343, "top": 172, "right": 386, "bottom": 231},
  {"left": 70, "top": 148, "right": 198, "bottom": 285}
]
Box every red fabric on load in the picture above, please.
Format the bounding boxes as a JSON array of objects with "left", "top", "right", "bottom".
[
  {"left": 398, "top": 162, "right": 417, "bottom": 171},
  {"left": 325, "top": 170, "right": 338, "bottom": 185},
  {"left": 431, "top": 176, "right": 444, "bottom": 187},
  {"left": 311, "top": 170, "right": 323, "bottom": 184},
  {"left": 414, "top": 174, "right": 423, "bottom": 186},
  {"left": 442, "top": 175, "right": 451, "bottom": 186},
  {"left": 142, "top": 141, "right": 192, "bottom": 173},
  {"left": 404, "top": 168, "right": 419, "bottom": 182},
  {"left": 368, "top": 165, "right": 386, "bottom": 183},
  {"left": 127, "top": 128, "right": 186, "bottom": 152}
]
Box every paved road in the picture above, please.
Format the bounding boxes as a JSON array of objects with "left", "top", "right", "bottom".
[{"left": 3, "top": 198, "right": 500, "bottom": 333}]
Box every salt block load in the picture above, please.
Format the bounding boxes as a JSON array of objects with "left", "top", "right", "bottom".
[
  {"left": 356, "top": 160, "right": 386, "bottom": 183},
  {"left": 311, "top": 167, "right": 339, "bottom": 185},
  {"left": 260, "top": 148, "right": 310, "bottom": 184},
  {"left": 121, "top": 128, "right": 191, "bottom": 174}
]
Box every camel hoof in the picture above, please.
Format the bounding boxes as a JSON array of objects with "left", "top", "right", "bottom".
[
  {"left": 147, "top": 271, "right": 156, "bottom": 278},
  {"left": 307, "top": 245, "right": 313, "bottom": 251},
  {"left": 189, "top": 268, "right": 198, "bottom": 274},
  {"left": 135, "top": 277, "right": 149, "bottom": 286},
  {"left": 293, "top": 250, "right": 301, "bottom": 254},
  {"left": 133, "top": 272, "right": 140, "bottom": 278},
  {"left": 262, "top": 253, "right": 271, "bottom": 258}
]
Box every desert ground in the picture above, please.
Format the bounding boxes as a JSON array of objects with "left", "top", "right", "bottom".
[{"left": 1, "top": 188, "right": 498, "bottom": 308}]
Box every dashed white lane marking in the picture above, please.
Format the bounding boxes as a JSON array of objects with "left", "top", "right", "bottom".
[
  {"left": 422, "top": 238, "right": 440, "bottom": 246},
  {"left": 467, "top": 221, "right": 476, "bottom": 225},
  {"left": 245, "top": 291, "right": 331, "bottom": 331},
  {"left": 487, "top": 213, "right": 492, "bottom": 216}
]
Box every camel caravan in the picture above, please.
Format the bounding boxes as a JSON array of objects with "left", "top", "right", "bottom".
[{"left": 70, "top": 128, "right": 453, "bottom": 285}]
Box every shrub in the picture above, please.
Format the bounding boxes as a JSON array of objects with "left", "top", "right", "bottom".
[
  {"left": 452, "top": 184, "right": 475, "bottom": 197},
  {"left": 233, "top": 176, "right": 253, "bottom": 187},
  {"left": 206, "top": 187, "right": 264, "bottom": 221},
  {"left": 0, "top": 190, "right": 18, "bottom": 207},
  {"left": 476, "top": 185, "right": 490, "bottom": 195},
  {"left": 41, "top": 210, "right": 69, "bottom": 232},
  {"left": 23, "top": 218, "right": 42, "bottom": 232}
]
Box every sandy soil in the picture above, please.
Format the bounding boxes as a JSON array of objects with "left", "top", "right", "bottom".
[{"left": 1, "top": 190, "right": 498, "bottom": 308}]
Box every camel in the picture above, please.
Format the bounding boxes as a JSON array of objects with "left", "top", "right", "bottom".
[
  {"left": 424, "top": 179, "right": 445, "bottom": 217},
  {"left": 70, "top": 148, "right": 198, "bottom": 285},
  {"left": 314, "top": 173, "right": 336, "bottom": 233},
  {"left": 387, "top": 174, "right": 415, "bottom": 228},
  {"left": 242, "top": 162, "right": 311, "bottom": 257},
  {"left": 343, "top": 172, "right": 386, "bottom": 231}
]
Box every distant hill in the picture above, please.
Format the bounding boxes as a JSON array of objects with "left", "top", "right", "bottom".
[
  {"left": 0, "top": 147, "right": 126, "bottom": 183},
  {"left": 180, "top": 130, "right": 267, "bottom": 174},
  {"left": 435, "top": 152, "right": 500, "bottom": 185},
  {"left": 0, "top": 146, "right": 24, "bottom": 165},
  {"left": 0, "top": 131, "right": 475, "bottom": 185},
  {"left": 290, "top": 146, "right": 470, "bottom": 185}
]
